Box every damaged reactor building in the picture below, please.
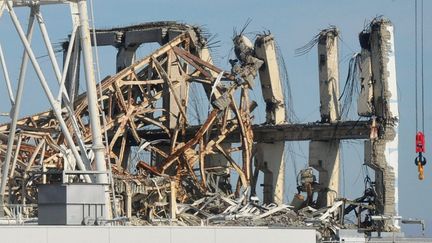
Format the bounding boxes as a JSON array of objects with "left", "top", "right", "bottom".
[{"left": 0, "top": 1, "right": 426, "bottom": 243}]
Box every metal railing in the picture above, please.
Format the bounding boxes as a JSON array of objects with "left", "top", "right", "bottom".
[{"left": 0, "top": 203, "right": 37, "bottom": 225}]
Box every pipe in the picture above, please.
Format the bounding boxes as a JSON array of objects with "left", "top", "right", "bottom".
[
  {"left": 77, "top": 0, "right": 107, "bottom": 184},
  {"left": 0, "top": 44, "right": 14, "bottom": 105},
  {"left": 35, "top": 9, "right": 66, "bottom": 96},
  {"left": 77, "top": 0, "right": 111, "bottom": 219},
  {"left": 0, "top": 8, "right": 36, "bottom": 203}
]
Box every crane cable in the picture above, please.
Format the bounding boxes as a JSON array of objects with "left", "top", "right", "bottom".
[{"left": 415, "top": 0, "right": 426, "bottom": 180}]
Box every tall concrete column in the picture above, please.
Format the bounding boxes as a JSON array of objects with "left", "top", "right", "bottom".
[
  {"left": 254, "top": 34, "right": 286, "bottom": 204},
  {"left": 357, "top": 31, "right": 374, "bottom": 117},
  {"left": 364, "top": 19, "right": 399, "bottom": 231},
  {"left": 309, "top": 28, "right": 340, "bottom": 208}
]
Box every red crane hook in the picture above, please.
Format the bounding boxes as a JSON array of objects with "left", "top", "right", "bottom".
[{"left": 415, "top": 131, "right": 426, "bottom": 180}]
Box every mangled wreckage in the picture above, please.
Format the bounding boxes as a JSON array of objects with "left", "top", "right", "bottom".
[{"left": 0, "top": 13, "right": 400, "bottom": 240}]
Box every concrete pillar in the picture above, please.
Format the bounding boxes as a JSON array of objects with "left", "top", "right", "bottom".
[
  {"left": 317, "top": 29, "right": 340, "bottom": 123},
  {"left": 116, "top": 45, "right": 138, "bottom": 72},
  {"left": 254, "top": 34, "right": 285, "bottom": 205},
  {"left": 309, "top": 28, "right": 340, "bottom": 208},
  {"left": 357, "top": 31, "right": 374, "bottom": 117},
  {"left": 309, "top": 140, "right": 340, "bottom": 207},
  {"left": 364, "top": 19, "right": 399, "bottom": 231},
  {"left": 254, "top": 34, "right": 285, "bottom": 124}
]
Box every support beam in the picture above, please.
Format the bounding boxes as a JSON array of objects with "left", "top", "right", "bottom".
[{"left": 138, "top": 120, "right": 372, "bottom": 144}]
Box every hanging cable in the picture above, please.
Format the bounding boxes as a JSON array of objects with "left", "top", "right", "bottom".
[
  {"left": 415, "top": 0, "right": 418, "bottom": 132},
  {"left": 421, "top": 0, "right": 425, "bottom": 133},
  {"left": 414, "top": 0, "right": 426, "bottom": 180}
]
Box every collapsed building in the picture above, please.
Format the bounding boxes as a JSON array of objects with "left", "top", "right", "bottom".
[{"left": 0, "top": 1, "right": 403, "bottom": 241}]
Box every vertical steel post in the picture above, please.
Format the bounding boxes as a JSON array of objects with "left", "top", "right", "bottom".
[
  {"left": 0, "top": 44, "right": 14, "bottom": 105},
  {"left": 77, "top": 0, "right": 108, "bottom": 185}
]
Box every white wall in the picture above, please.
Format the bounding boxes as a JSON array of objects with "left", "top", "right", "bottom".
[{"left": 0, "top": 226, "right": 316, "bottom": 243}]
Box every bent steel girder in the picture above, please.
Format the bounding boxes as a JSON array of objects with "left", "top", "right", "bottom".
[{"left": 0, "top": 30, "right": 254, "bottom": 205}]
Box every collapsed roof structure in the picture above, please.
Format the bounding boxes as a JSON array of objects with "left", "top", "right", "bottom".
[{"left": 0, "top": 1, "right": 405, "bottom": 241}]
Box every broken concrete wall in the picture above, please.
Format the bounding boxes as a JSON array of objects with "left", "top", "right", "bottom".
[
  {"left": 365, "top": 18, "right": 399, "bottom": 231},
  {"left": 370, "top": 19, "right": 399, "bottom": 120},
  {"left": 364, "top": 128, "right": 397, "bottom": 216}
]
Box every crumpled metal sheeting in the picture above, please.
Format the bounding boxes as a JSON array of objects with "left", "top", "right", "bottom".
[
  {"left": 128, "top": 191, "right": 309, "bottom": 228},
  {"left": 114, "top": 175, "right": 171, "bottom": 196}
]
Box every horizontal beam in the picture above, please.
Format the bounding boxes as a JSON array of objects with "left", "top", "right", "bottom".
[
  {"left": 136, "top": 120, "right": 372, "bottom": 144},
  {"left": 253, "top": 120, "right": 371, "bottom": 142}
]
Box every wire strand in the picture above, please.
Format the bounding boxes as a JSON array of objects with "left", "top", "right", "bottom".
[
  {"left": 415, "top": 0, "right": 418, "bottom": 132},
  {"left": 421, "top": 0, "right": 425, "bottom": 132}
]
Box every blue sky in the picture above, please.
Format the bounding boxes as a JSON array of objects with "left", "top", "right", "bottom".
[{"left": 0, "top": 0, "right": 429, "bottom": 237}]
